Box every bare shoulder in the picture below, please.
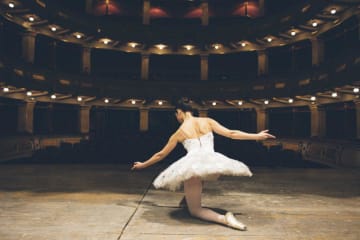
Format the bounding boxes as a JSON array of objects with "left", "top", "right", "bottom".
[{"left": 172, "top": 128, "right": 186, "bottom": 142}]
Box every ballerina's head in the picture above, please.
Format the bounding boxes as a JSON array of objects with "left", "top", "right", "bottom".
[{"left": 174, "top": 98, "right": 194, "bottom": 123}]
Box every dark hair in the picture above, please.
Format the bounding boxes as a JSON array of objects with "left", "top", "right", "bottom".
[{"left": 175, "top": 97, "right": 193, "bottom": 113}]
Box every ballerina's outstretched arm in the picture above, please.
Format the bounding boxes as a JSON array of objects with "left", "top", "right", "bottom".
[
  {"left": 132, "top": 132, "right": 179, "bottom": 170},
  {"left": 208, "top": 118, "right": 276, "bottom": 141}
]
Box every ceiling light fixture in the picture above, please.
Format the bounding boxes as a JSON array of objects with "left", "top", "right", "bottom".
[
  {"left": 8, "top": 2, "right": 15, "bottom": 8},
  {"left": 158, "top": 101, "right": 163, "bottom": 105},
  {"left": 51, "top": 26, "right": 57, "bottom": 32},
  {"left": 131, "top": 100, "right": 136, "bottom": 105},
  {"left": 310, "top": 96, "right": 316, "bottom": 101},
  {"left": 3, "top": 87, "right": 9, "bottom": 92},
  {"left": 354, "top": 87, "right": 359, "bottom": 93},
  {"left": 238, "top": 101, "right": 243, "bottom": 105},
  {"left": 212, "top": 101, "right": 217, "bottom": 106},
  {"left": 26, "top": 91, "right": 32, "bottom": 96},
  {"left": 264, "top": 100, "right": 269, "bottom": 104},
  {"left": 330, "top": 8, "right": 337, "bottom": 15},
  {"left": 104, "top": 98, "right": 109, "bottom": 103},
  {"left": 312, "top": 21, "right": 318, "bottom": 27},
  {"left": 51, "top": 94, "right": 56, "bottom": 99},
  {"left": 331, "top": 92, "right": 338, "bottom": 98},
  {"left": 267, "top": 37, "right": 273, "bottom": 43},
  {"left": 77, "top": 96, "right": 82, "bottom": 102},
  {"left": 28, "top": 16, "right": 35, "bottom": 22},
  {"left": 241, "top": 42, "right": 246, "bottom": 47},
  {"left": 290, "top": 31, "right": 296, "bottom": 36},
  {"left": 288, "top": 98, "right": 294, "bottom": 103}
]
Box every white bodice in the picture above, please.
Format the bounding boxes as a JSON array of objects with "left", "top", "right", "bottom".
[{"left": 182, "top": 131, "right": 214, "bottom": 153}]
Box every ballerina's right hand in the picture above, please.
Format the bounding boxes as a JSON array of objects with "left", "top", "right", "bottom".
[{"left": 131, "top": 162, "right": 145, "bottom": 170}]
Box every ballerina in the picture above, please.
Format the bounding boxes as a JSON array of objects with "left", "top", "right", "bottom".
[{"left": 132, "top": 98, "right": 275, "bottom": 230}]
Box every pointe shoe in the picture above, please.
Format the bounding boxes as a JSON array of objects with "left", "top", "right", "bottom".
[
  {"left": 225, "top": 212, "right": 247, "bottom": 231},
  {"left": 178, "top": 196, "right": 187, "bottom": 208}
]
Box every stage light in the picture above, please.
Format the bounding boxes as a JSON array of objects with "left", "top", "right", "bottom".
[
  {"left": 212, "top": 102, "right": 217, "bottom": 106},
  {"left": 131, "top": 100, "right": 136, "bottom": 105},
  {"left": 77, "top": 96, "right": 82, "bottom": 102},
  {"left": 129, "top": 42, "right": 138, "bottom": 48},
  {"left": 241, "top": 42, "right": 246, "bottom": 47},
  {"left": 184, "top": 45, "right": 194, "bottom": 51},
  {"left": 28, "top": 16, "right": 35, "bottom": 22},
  {"left": 312, "top": 21, "right": 318, "bottom": 27},
  {"left": 156, "top": 44, "right": 166, "bottom": 50},
  {"left": 51, "top": 27, "right": 57, "bottom": 32},
  {"left": 26, "top": 91, "right": 32, "bottom": 96},
  {"left": 310, "top": 96, "right": 316, "bottom": 101},
  {"left": 331, "top": 92, "right": 338, "bottom": 98},
  {"left": 8, "top": 2, "right": 15, "bottom": 8},
  {"left": 264, "top": 100, "right": 269, "bottom": 104},
  {"left": 158, "top": 101, "right": 163, "bottom": 105},
  {"left": 288, "top": 98, "right": 294, "bottom": 103},
  {"left": 102, "top": 39, "right": 111, "bottom": 45},
  {"left": 354, "top": 87, "right": 359, "bottom": 93},
  {"left": 104, "top": 99, "right": 109, "bottom": 103},
  {"left": 214, "top": 44, "right": 220, "bottom": 50},
  {"left": 330, "top": 8, "right": 337, "bottom": 15},
  {"left": 51, "top": 94, "right": 56, "bottom": 99},
  {"left": 76, "top": 34, "right": 82, "bottom": 39},
  {"left": 267, "top": 37, "right": 272, "bottom": 42},
  {"left": 3, "top": 87, "right": 9, "bottom": 92},
  {"left": 290, "top": 31, "right": 296, "bottom": 36},
  {"left": 238, "top": 101, "right": 243, "bottom": 105}
]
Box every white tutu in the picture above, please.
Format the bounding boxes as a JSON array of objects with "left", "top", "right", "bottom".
[{"left": 153, "top": 132, "right": 252, "bottom": 191}]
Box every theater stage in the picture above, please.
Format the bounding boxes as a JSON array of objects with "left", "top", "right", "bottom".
[{"left": 0, "top": 164, "right": 359, "bottom": 240}]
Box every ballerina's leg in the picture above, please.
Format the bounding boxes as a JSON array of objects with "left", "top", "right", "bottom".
[{"left": 184, "top": 177, "right": 226, "bottom": 225}]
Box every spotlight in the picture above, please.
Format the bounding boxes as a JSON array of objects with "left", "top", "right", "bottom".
[
  {"left": 51, "top": 27, "right": 57, "bottom": 32},
  {"left": 310, "top": 96, "right": 316, "bottom": 101},
  {"left": 156, "top": 44, "right": 166, "bottom": 50},
  {"left": 330, "top": 8, "right": 337, "bottom": 15},
  {"left": 26, "top": 91, "right": 32, "bottom": 96},
  {"left": 290, "top": 31, "right": 296, "bottom": 36},
  {"left": 158, "top": 101, "right": 163, "bottom": 105},
  {"left": 28, "top": 16, "right": 35, "bottom": 22},
  {"left": 104, "top": 98, "right": 109, "bottom": 103},
  {"left": 238, "top": 101, "right": 243, "bottom": 105},
  {"left": 51, "top": 94, "right": 56, "bottom": 99},
  {"left": 331, "top": 92, "right": 338, "bottom": 98},
  {"left": 267, "top": 37, "right": 272, "bottom": 42},
  {"left": 131, "top": 100, "right": 136, "bottom": 105},
  {"left": 3, "top": 87, "right": 9, "bottom": 92},
  {"left": 8, "top": 2, "right": 15, "bottom": 8},
  {"left": 264, "top": 100, "right": 269, "bottom": 105},
  {"left": 312, "top": 21, "right": 318, "bottom": 27},
  {"left": 288, "top": 98, "right": 294, "bottom": 103},
  {"left": 77, "top": 96, "right": 82, "bottom": 102},
  {"left": 212, "top": 101, "right": 217, "bottom": 106},
  {"left": 354, "top": 87, "right": 359, "bottom": 93}
]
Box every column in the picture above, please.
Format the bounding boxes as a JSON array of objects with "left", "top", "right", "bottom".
[
  {"left": 309, "top": 104, "right": 326, "bottom": 137},
  {"left": 198, "top": 109, "right": 208, "bottom": 118},
  {"left": 201, "top": 1, "right": 209, "bottom": 26},
  {"left": 256, "top": 108, "right": 268, "bottom": 132},
  {"left": 85, "top": 0, "right": 93, "bottom": 14},
  {"left": 17, "top": 100, "right": 36, "bottom": 134},
  {"left": 139, "top": 108, "right": 149, "bottom": 132},
  {"left": 259, "top": 0, "right": 265, "bottom": 17},
  {"left": 257, "top": 50, "right": 268, "bottom": 76},
  {"left": 355, "top": 100, "right": 360, "bottom": 139},
  {"left": 22, "top": 31, "right": 37, "bottom": 63},
  {"left": 200, "top": 54, "right": 208, "bottom": 81},
  {"left": 141, "top": 53, "right": 149, "bottom": 80},
  {"left": 82, "top": 47, "right": 91, "bottom": 74},
  {"left": 78, "top": 105, "right": 91, "bottom": 134},
  {"left": 311, "top": 37, "right": 324, "bottom": 66},
  {"left": 143, "top": 0, "right": 150, "bottom": 25}
]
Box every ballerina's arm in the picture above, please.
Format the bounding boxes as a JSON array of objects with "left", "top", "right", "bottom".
[
  {"left": 132, "top": 133, "right": 178, "bottom": 170},
  {"left": 208, "top": 118, "right": 275, "bottom": 140}
]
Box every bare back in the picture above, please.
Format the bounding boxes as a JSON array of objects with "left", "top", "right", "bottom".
[{"left": 178, "top": 117, "right": 212, "bottom": 140}]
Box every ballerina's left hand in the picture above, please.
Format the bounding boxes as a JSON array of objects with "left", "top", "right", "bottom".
[{"left": 131, "top": 162, "right": 146, "bottom": 170}]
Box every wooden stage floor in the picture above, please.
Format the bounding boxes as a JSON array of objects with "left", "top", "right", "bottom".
[{"left": 0, "top": 164, "right": 359, "bottom": 240}]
